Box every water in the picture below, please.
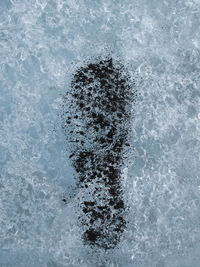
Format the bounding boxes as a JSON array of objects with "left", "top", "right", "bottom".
[{"left": 0, "top": 0, "right": 200, "bottom": 266}]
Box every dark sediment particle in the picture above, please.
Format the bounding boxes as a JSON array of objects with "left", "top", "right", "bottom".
[{"left": 63, "top": 58, "right": 135, "bottom": 249}]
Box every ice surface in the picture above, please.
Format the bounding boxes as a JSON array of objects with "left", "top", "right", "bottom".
[{"left": 0, "top": 0, "right": 200, "bottom": 266}]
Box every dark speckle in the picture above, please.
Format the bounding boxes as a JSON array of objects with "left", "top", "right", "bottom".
[{"left": 63, "top": 57, "right": 135, "bottom": 249}]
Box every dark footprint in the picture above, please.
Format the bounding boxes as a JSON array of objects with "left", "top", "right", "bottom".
[{"left": 63, "top": 58, "right": 135, "bottom": 249}]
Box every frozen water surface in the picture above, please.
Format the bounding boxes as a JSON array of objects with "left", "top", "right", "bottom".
[{"left": 0, "top": 0, "right": 200, "bottom": 266}]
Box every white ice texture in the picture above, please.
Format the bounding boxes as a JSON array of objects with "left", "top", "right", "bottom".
[{"left": 0, "top": 0, "right": 200, "bottom": 266}]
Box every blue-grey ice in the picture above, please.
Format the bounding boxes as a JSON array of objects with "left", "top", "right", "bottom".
[{"left": 0, "top": 0, "right": 200, "bottom": 266}]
